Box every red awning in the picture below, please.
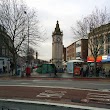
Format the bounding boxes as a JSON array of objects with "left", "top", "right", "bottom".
[{"left": 87, "top": 56, "right": 102, "bottom": 62}]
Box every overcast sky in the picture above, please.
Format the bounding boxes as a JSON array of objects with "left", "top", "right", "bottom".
[{"left": 25, "top": 0, "right": 110, "bottom": 61}]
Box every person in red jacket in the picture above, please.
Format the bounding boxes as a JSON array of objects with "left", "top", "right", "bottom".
[{"left": 26, "top": 66, "right": 31, "bottom": 77}]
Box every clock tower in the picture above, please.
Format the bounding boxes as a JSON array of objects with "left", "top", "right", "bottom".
[{"left": 52, "top": 21, "right": 63, "bottom": 69}]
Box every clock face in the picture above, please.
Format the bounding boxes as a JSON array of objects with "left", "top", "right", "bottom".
[{"left": 57, "top": 37, "right": 61, "bottom": 42}]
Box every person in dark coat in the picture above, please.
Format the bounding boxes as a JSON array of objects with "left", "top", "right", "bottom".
[
  {"left": 3, "top": 66, "right": 6, "bottom": 73},
  {"left": 85, "top": 66, "right": 89, "bottom": 77},
  {"left": 10, "top": 62, "right": 14, "bottom": 75},
  {"left": 80, "top": 67, "right": 83, "bottom": 77},
  {"left": 54, "top": 66, "right": 57, "bottom": 77}
]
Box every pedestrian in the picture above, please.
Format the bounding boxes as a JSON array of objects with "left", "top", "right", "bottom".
[
  {"left": 10, "top": 62, "right": 14, "bottom": 76},
  {"left": 102, "top": 68, "right": 105, "bottom": 77},
  {"left": 83, "top": 66, "right": 86, "bottom": 77},
  {"left": 21, "top": 66, "right": 25, "bottom": 77},
  {"left": 109, "top": 70, "right": 110, "bottom": 78},
  {"left": 85, "top": 66, "right": 89, "bottom": 77},
  {"left": 99, "top": 67, "right": 102, "bottom": 77},
  {"left": 26, "top": 66, "right": 31, "bottom": 77},
  {"left": 3, "top": 65, "right": 6, "bottom": 73},
  {"left": 96, "top": 67, "right": 100, "bottom": 77},
  {"left": 89, "top": 67, "right": 93, "bottom": 77},
  {"left": 54, "top": 66, "right": 57, "bottom": 77},
  {"left": 105, "top": 70, "right": 109, "bottom": 78},
  {"left": 80, "top": 67, "right": 83, "bottom": 77}
]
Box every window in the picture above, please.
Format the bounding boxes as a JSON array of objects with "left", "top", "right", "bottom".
[
  {"left": 76, "top": 41, "right": 81, "bottom": 47},
  {"left": 2, "top": 48, "right": 5, "bottom": 56},
  {"left": 107, "top": 45, "right": 110, "bottom": 54},
  {"left": 5, "top": 49, "right": 8, "bottom": 56},
  {"left": 99, "top": 47, "right": 104, "bottom": 55},
  {"left": 76, "top": 52, "right": 81, "bottom": 57},
  {"left": 76, "top": 43, "right": 81, "bottom": 47},
  {"left": 93, "top": 38, "right": 98, "bottom": 45},
  {"left": 99, "top": 35, "right": 104, "bottom": 44},
  {"left": 107, "top": 34, "right": 110, "bottom": 43}
]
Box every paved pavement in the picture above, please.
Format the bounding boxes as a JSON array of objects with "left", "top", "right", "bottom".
[{"left": 0, "top": 72, "right": 110, "bottom": 80}]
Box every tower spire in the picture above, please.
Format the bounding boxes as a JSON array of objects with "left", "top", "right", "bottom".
[{"left": 52, "top": 21, "right": 62, "bottom": 35}]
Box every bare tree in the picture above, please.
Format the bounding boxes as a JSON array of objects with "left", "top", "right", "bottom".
[
  {"left": 72, "top": 8, "right": 110, "bottom": 76},
  {"left": 25, "top": 46, "right": 35, "bottom": 64},
  {"left": 0, "top": 0, "right": 44, "bottom": 74}
]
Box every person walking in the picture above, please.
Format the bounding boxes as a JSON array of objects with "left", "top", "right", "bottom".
[
  {"left": 54, "top": 66, "right": 57, "bottom": 77},
  {"left": 10, "top": 62, "right": 14, "bottom": 76},
  {"left": 26, "top": 65, "right": 31, "bottom": 77},
  {"left": 3, "top": 65, "right": 6, "bottom": 73},
  {"left": 80, "top": 67, "right": 83, "bottom": 77}
]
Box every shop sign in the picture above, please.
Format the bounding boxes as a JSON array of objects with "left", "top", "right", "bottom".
[
  {"left": 101, "top": 55, "right": 110, "bottom": 62},
  {"left": 102, "top": 55, "right": 110, "bottom": 60},
  {"left": 107, "top": 56, "right": 110, "bottom": 59},
  {"left": 87, "top": 56, "right": 102, "bottom": 62},
  {"left": 102, "top": 55, "right": 107, "bottom": 60}
]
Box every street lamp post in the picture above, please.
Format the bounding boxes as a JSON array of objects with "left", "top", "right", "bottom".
[{"left": 24, "top": 11, "right": 30, "bottom": 65}]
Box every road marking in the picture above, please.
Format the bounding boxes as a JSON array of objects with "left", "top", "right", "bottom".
[
  {"left": 101, "top": 89, "right": 110, "bottom": 92},
  {"left": 37, "top": 90, "right": 66, "bottom": 98},
  {"left": 0, "top": 85, "right": 110, "bottom": 92},
  {"left": 87, "top": 83, "right": 110, "bottom": 86},
  {"left": 32, "top": 80, "right": 41, "bottom": 82},
  {"left": 86, "top": 92, "right": 110, "bottom": 104},
  {"left": 0, "top": 98, "right": 109, "bottom": 110},
  {"left": 32, "top": 81, "right": 69, "bottom": 84},
  {"left": 20, "top": 83, "right": 30, "bottom": 85}
]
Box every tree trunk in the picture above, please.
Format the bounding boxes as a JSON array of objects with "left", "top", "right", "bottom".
[
  {"left": 94, "top": 58, "right": 97, "bottom": 77},
  {"left": 13, "top": 51, "right": 17, "bottom": 75}
]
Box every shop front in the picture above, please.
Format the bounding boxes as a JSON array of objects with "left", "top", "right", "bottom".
[
  {"left": 101, "top": 55, "right": 110, "bottom": 71},
  {"left": 87, "top": 55, "right": 110, "bottom": 72},
  {"left": 87, "top": 56, "right": 102, "bottom": 73}
]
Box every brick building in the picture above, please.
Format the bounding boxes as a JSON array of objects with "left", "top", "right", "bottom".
[{"left": 66, "top": 39, "right": 88, "bottom": 62}]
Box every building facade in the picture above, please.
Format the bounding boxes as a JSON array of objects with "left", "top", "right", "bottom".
[
  {"left": 52, "top": 21, "right": 63, "bottom": 69},
  {"left": 76, "top": 39, "right": 88, "bottom": 61},
  {"left": 88, "top": 23, "right": 110, "bottom": 56},
  {"left": 0, "top": 25, "right": 13, "bottom": 72},
  {"left": 66, "top": 43, "right": 76, "bottom": 61},
  {"left": 66, "top": 39, "right": 88, "bottom": 62},
  {"left": 88, "top": 23, "right": 110, "bottom": 71}
]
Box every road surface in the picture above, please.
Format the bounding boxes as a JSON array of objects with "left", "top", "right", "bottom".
[
  {"left": 0, "top": 79, "right": 110, "bottom": 109},
  {"left": 0, "top": 79, "right": 110, "bottom": 91}
]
